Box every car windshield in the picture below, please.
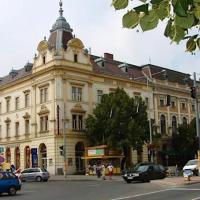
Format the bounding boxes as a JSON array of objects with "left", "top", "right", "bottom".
[
  {"left": 134, "top": 165, "right": 149, "bottom": 172},
  {"left": 186, "top": 160, "right": 197, "bottom": 166}
]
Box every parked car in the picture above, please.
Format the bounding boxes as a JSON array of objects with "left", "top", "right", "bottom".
[
  {"left": 0, "top": 171, "right": 22, "bottom": 196},
  {"left": 20, "top": 168, "right": 50, "bottom": 182},
  {"left": 183, "top": 159, "right": 198, "bottom": 176},
  {"left": 122, "top": 162, "right": 167, "bottom": 183}
]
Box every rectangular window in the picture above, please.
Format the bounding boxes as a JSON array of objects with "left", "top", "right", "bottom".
[
  {"left": 192, "top": 105, "right": 195, "bottom": 112},
  {"left": 6, "top": 123, "right": 10, "bottom": 138},
  {"left": 74, "top": 54, "right": 78, "bottom": 63},
  {"left": 72, "top": 87, "right": 82, "bottom": 102},
  {"left": 171, "top": 101, "right": 175, "bottom": 108},
  {"left": 6, "top": 99, "right": 10, "bottom": 112},
  {"left": 72, "top": 114, "right": 83, "bottom": 131},
  {"left": 182, "top": 103, "right": 186, "bottom": 110},
  {"left": 25, "top": 120, "right": 30, "bottom": 134},
  {"left": 160, "top": 99, "right": 164, "bottom": 107},
  {"left": 40, "top": 116, "right": 49, "bottom": 132},
  {"left": 40, "top": 88, "right": 48, "bottom": 103},
  {"left": 145, "top": 97, "right": 149, "bottom": 109},
  {"left": 97, "top": 90, "right": 103, "bottom": 103},
  {"left": 25, "top": 93, "right": 30, "bottom": 107},
  {"left": 15, "top": 122, "right": 19, "bottom": 137},
  {"left": 15, "top": 97, "right": 20, "bottom": 110}
]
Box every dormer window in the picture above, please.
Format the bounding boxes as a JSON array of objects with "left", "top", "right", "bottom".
[
  {"left": 74, "top": 54, "right": 78, "bottom": 63},
  {"left": 94, "top": 57, "right": 105, "bottom": 68},
  {"left": 119, "top": 63, "right": 129, "bottom": 73},
  {"left": 43, "top": 55, "right": 46, "bottom": 64}
]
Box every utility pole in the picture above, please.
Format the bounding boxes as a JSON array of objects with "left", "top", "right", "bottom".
[
  {"left": 193, "top": 72, "right": 200, "bottom": 174},
  {"left": 147, "top": 79, "right": 153, "bottom": 162},
  {"left": 63, "top": 103, "right": 67, "bottom": 178}
]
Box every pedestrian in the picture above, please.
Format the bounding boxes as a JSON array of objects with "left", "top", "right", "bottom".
[
  {"left": 93, "top": 163, "right": 97, "bottom": 175},
  {"left": 107, "top": 163, "right": 113, "bottom": 180},
  {"left": 101, "top": 164, "right": 106, "bottom": 180},
  {"left": 96, "top": 163, "right": 102, "bottom": 178}
]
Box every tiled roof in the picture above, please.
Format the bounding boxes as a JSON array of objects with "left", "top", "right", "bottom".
[
  {"left": 0, "top": 56, "right": 193, "bottom": 87},
  {"left": 90, "top": 55, "right": 146, "bottom": 82},
  {"left": 142, "top": 64, "right": 193, "bottom": 85},
  {"left": 0, "top": 64, "right": 33, "bottom": 87}
]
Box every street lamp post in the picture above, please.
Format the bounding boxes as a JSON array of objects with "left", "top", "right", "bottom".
[
  {"left": 63, "top": 103, "right": 67, "bottom": 178},
  {"left": 134, "top": 70, "right": 166, "bottom": 163},
  {"left": 193, "top": 72, "right": 200, "bottom": 174}
]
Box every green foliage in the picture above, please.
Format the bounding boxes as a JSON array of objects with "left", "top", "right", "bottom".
[
  {"left": 112, "top": 0, "right": 200, "bottom": 52},
  {"left": 85, "top": 88, "right": 149, "bottom": 152},
  {"left": 171, "top": 118, "right": 198, "bottom": 166}
]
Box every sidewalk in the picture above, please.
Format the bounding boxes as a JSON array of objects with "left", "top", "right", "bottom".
[
  {"left": 152, "top": 176, "right": 200, "bottom": 186},
  {"left": 49, "top": 175, "right": 121, "bottom": 181},
  {"left": 49, "top": 175, "right": 200, "bottom": 186}
]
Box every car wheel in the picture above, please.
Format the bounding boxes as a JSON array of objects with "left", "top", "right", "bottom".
[
  {"left": 8, "top": 186, "right": 16, "bottom": 196},
  {"left": 142, "top": 177, "right": 150, "bottom": 183},
  {"left": 126, "top": 180, "right": 131, "bottom": 183},
  {"left": 36, "top": 176, "right": 42, "bottom": 182}
]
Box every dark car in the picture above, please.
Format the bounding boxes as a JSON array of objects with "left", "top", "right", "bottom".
[
  {"left": 20, "top": 168, "right": 50, "bottom": 182},
  {"left": 0, "top": 171, "right": 22, "bottom": 195},
  {"left": 122, "top": 162, "right": 166, "bottom": 183}
]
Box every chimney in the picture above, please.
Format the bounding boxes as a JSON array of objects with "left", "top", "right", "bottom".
[{"left": 104, "top": 53, "right": 113, "bottom": 60}]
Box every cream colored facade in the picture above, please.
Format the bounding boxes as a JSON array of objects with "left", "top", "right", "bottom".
[{"left": 0, "top": 2, "right": 196, "bottom": 174}]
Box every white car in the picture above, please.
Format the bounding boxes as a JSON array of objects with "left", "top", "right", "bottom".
[{"left": 183, "top": 159, "right": 198, "bottom": 176}]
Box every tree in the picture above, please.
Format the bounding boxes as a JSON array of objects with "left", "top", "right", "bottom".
[
  {"left": 85, "top": 88, "right": 149, "bottom": 169},
  {"left": 111, "top": 0, "right": 200, "bottom": 52},
  {"left": 171, "top": 118, "right": 198, "bottom": 166}
]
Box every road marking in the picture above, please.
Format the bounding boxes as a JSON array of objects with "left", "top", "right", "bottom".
[
  {"left": 190, "top": 197, "right": 200, "bottom": 200},
  {"left": 110, "top": 189, "right": 171, "bottom": 200},
  {"left": 173, "top": 188, "right": 200, "bottom": 191}
]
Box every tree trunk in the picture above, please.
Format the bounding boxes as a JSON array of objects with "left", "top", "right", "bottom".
[{"left": 120, "top": 146, "right": 129, "bottom": 170}]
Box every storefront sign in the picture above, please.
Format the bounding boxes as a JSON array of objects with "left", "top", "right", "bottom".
[{"left": 88, "top": 149, "right": 104, "bottom": 156}]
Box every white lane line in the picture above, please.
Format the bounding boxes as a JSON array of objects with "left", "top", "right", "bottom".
[
  {"left": 191, "top": 197, "right": 200, "bottom": 200},
  {"left": 173, "top": 188, "right": 200, "bottom": 191},
  {"left": 110, "top": 189, "right": 171, "bottom": 200}
]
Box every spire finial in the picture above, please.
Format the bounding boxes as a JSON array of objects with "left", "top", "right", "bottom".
[{"left": 59, "top": 0, "right": 63, "bottom": 17}]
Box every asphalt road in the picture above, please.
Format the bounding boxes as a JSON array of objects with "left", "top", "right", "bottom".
[{"left": 0, "top": 180, "right": 200, "bottom": 200}]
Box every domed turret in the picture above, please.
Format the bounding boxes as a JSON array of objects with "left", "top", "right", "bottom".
[{"left": 48, "top": 0, "right": 73, "bottom": 51}]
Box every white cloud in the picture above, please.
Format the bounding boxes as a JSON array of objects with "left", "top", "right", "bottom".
[{"left": 0, "top": 0, "right": 199, "bottom": 77}]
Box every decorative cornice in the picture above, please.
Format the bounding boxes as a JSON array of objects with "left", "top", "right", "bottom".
[
  {"left": 23, "top": 89, "right": 30, "bottom": 94},
  {"left": 4, "top": 117, "right": 11, "bottom": 123},
  {"left": 38, "top": 105, "right": 50, "bottom": 115},
  {"left": 71, "top": 103, "right": 86, "bottom": 114},
  {"left": 23, "top": 112, "right": 31, "bottom": 119}
]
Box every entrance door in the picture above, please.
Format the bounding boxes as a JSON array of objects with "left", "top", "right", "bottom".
[{"left": 75, "top": 142, "right": 85, "bottom": 173}]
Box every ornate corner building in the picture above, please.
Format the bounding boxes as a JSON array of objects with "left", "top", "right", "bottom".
[{"left": 0, "top": 1, "right": 196, "bottom": 174}]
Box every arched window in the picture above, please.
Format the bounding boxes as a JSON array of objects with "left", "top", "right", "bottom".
[
  {"left": 172, "top": 116, "right": 177, "bottom": 134},
  {"left": 182, "top": 117, "right": 187, "bottom": 125},
  {"left": 160, "top": 115, "right": 166, "bottom": 134}
]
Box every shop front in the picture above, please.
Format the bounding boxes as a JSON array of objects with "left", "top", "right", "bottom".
[{"left": 82, "top": 145, "right": 123, "bottom": 175}]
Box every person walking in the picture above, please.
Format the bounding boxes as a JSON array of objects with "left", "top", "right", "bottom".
[
  {"left": 101, "top": 164, "right": 106, "bottom": 180},
  {"left": 107, "top": 163, "right": 113, "bottom": 180}
]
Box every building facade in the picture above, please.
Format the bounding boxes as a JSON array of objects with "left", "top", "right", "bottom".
[{"left": 0, "top": 2, "right": 196, "bottom": 174}]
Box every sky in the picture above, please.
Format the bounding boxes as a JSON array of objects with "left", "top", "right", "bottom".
[{"left": 0, "top": 0, "right": 199, "bottom": 78}]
